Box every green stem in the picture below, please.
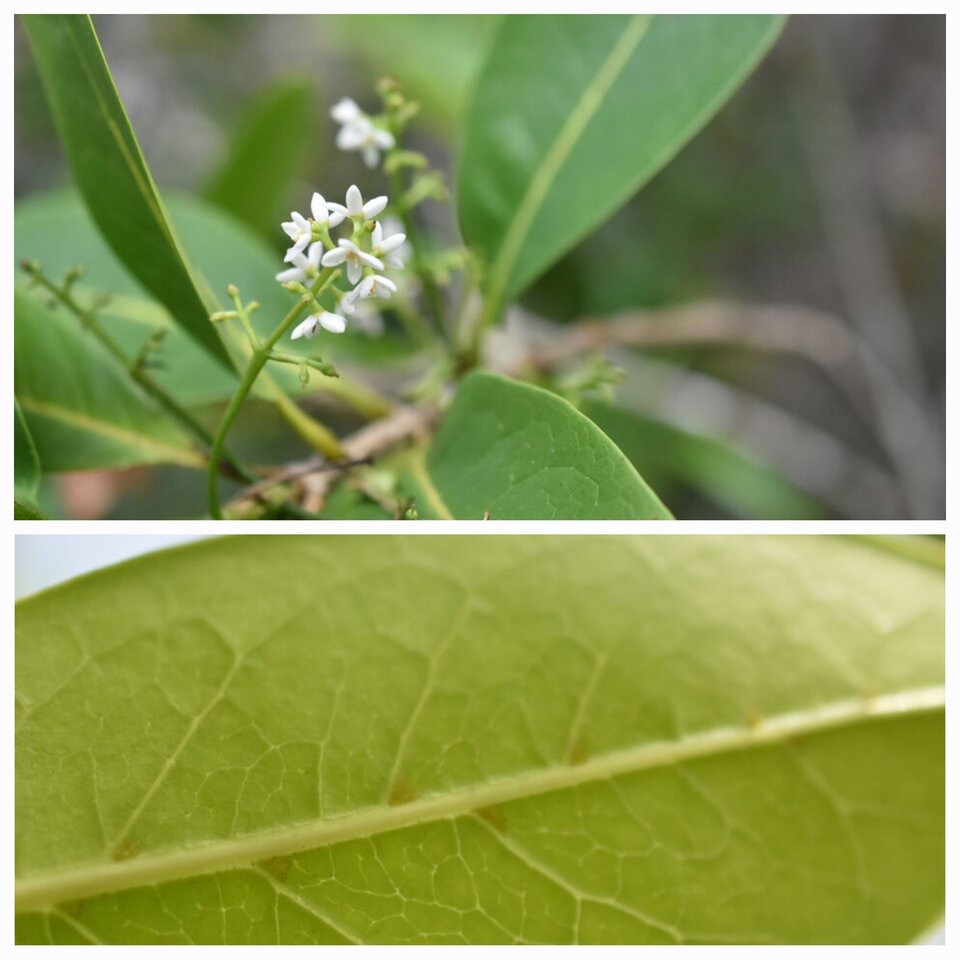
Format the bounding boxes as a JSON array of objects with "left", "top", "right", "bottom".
[
  {"left": 30, "top": 270, "right": 254, "bottom": 483},
  {"left": 207, "top": 269, "right": 344, "bottom": 519}
]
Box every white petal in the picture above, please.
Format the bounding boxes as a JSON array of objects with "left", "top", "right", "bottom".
[
  {"left": 330, "top": 98, "right": 361, "bottom": 123},
  {"left": 378, "top": 232, "right": 406, "bottom": 253},
  {"left": 281, "top": 221, "right": 299, "bottom": 240},
  {"left": 276, "top": 267, "right": 305, "bottom": 283},
  {"left": 346, "top": 185, "right": 363, "bottom": 217},
  {"left": 319, "top": 311, "right": 347, "bottom": 334},
  {"left": 356, "top": 275, "right": 375, "bottom": 298},
  {"left": 385, "top": 255, "right": 404, "bottom": 270},
  {"left": 362, "top": 145, "right": 379, "bottom": 169},
  {"left": 337, "top": 125, "right": 368, "bottom": 150},
  {"left": 357, "top": 250, "right": 385, "bottom": 271},
  {"left": 291, "top": 316, "right": 319, "bottom": 340},
  {"left": 307, "top": 242, "right": 324, "bottom": 269},
  {"left": 292, "top": 211, "right": 309, "bottom": 230},
  {"left": 373, "top": 128, "right": 396, "bottom": 149},
  {"left": 347, "top": 260, "right": 363, "bottom": 284},
  {"left": 362, "top": 196, "right": 388, "bottom": 220},
  {"left": 285, "top": 236, "right": 310, "bottom": 260},
  {"left": 338, "top": 238, "right": 359, "bottom": 253},
  {"left": 310, "top": 193, "right": 328, "bottom": 221},
  {"left": 321, "top": 247, "right": 348, "bottom": 267},
  {"left": 374, "top": 275, "right": 398, "bottom": 294},
  {"left": 327, "top": 209, "right": 346, "bottom": 228},
  {"left": 371, "top": 222, "right": 383, "bottom": 246}
]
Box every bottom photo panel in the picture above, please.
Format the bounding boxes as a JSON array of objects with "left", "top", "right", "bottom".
[{"left": 14, "top": 534, "right": 944, "bottom": 945}]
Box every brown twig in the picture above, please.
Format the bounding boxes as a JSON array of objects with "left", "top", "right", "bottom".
[
  {"left": 506, "top": 300, "right": 857, "bottom": 376},
  {"left": 226, "top": 404, "right": 438, "bottom": 516}
]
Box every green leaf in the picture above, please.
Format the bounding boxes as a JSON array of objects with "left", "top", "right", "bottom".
[
  {"left": 458, "top": 15, "right": 785, "bottom": 313},
  {"left": 406, "top": 372, "right": 671, "bottom": 519},
  {"left": 21, "top": 14, "right": 231, "bottom": 368},
  {"left": 583, "top": 401, "right": 825, "bottom": 520},
  {"left": 15, "top": 536, "right": 943, "bottom": 944},
  {"left": 14, "top": 287, "right": 203, "bottom": 472},
  {"left": 14, "top": 399, "right": 43, "bottom": 518},
  {"left": 205, "top": 78, "right": 315, "bottom": 239}
]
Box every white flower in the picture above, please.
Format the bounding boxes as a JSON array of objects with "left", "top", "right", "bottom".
[
  {"left": 310, "top": 192, "right": 345, "bottom": 230},
  {"left": 356, "top": 273, "right": 398, "bottom": 302},
  {"left": 331, "top": 99, "right": 395, "bottom": 169},
  {"left": 281, "top": 210, "right": 312, "bottom": 257},
  {"left": 291, "top": 311, "right": 347, "bottom": 339},
  {"left": 330, "top": 98, "right": 362, "bottom": 124},
  {"left": 321, "top": 238, "right": 384, "bottom": 285},
  {"left": 371, "top": 221, "right": 406, "bottom": 270},
  {"left": 330, "top": 184, "right": 388, "bottom": 224},
  {"left": 276, "top": 241, "right": 323, "bottom": 283},
  {"left": 281, "top": 195, "right": 344, "bottom": 261}
]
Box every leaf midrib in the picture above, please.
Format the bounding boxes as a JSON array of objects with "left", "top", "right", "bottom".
[
  {"left": 17, "top": 397, "right": 203, "bottom": 467},
  {"left": 483, "top": 15, "right": 652, "bottom": 314},
  {"left": 15, "top": 685, "right": 943, "bottom": 912}
]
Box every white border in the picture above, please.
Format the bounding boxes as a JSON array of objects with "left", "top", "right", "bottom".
[{"left": 4, "top": 2, "right": 954, "bottom": 955}]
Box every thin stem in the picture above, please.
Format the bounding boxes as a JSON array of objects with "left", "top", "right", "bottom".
[
  {"left": 27, "top": 268, "right": 254, "bottom": 483},
  {"left": 207, "top": 269, "right": 345, "bottom": 519}
]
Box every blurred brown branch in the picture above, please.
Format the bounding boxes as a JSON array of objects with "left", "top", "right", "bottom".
[{"left": 226, "top": 403, "right": 436, "bottom": 517}]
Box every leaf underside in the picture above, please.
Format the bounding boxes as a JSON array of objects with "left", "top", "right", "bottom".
[{"left": 16, "top": 536, "right": 943, "bottom": 943}]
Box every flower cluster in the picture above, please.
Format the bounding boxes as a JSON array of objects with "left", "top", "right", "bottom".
[
  {"left": 278, "top": 185, "right": 405, "bottom": 340},
  {"left": 331, "top": 98, "right": 395, "bottom": 169}
]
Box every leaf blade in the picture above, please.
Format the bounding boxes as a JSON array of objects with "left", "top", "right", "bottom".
[
  {"left": 205, "top": 77, "right": 315, "bottom": 239},
  {"left": 14, "top": 287, "right": 203, "bottom": 472},
  {"left": 458, "top": 14, "right": 786, "bottom": 310},
  {"left": 421, "top": 372, "right": 672, "bottom": 519},
  {"left": 14, "top": 398, "right": 42, "bottom": 517},
  {"left": 16, "top": 536, "right": 943, "bottom": 942},
  {"left": 21, "top": 14, "right": 231, "bottom": 367}
]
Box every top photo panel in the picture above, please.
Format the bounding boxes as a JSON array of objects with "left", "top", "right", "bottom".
[{"left": 13, "top": 14, "right": 945, "bottom": 520}]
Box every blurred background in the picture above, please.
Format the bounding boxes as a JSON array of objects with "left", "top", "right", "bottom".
[
  {"left": 14, "top": 15, "right": 945, "bottom": 519},
  {"left": 15, "top": 534, "right": 210, "bottom": 598}
]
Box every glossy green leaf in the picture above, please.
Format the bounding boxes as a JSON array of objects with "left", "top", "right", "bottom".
[
  {"left": 21, "top": 14, "right": 231, "bottom": 367},
  {"left": 583, "top": 401, "right": 825, "bottom": 520},
  {"left": 14, "top": 399, "right": 43, "bottom": 518},
  {"left": 458, "top": 15, "right": 785, "bottom": 312},
  {"left": 14, "top": 287, "right": 203, "bottom": 472},
  {"left": 205, "top": 78, "right": 315, "bottom": 238},
  {"left": 407, "top": 372, "right": 671, "bottom": 519},
  {"left": 16, "top": 536, "right": 943, "bottom": 944}
]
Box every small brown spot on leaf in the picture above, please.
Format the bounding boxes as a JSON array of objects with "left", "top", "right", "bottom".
[
  {"left": 57, "top": 899, "right": 85, "bottom": 917},
  {"left": 389, "top": 774, "right": 417, "bottom": 806},
  {"left": 475, "top": 804, "right": 508, "bottom": 832},
  {"left": 258, "top": 854, "right": 292, "bottom": 883},
  {"left": 744, "top": 708, "right": 763, "bottom": 731},
  {"left": 111, "top": 838, "right": 140, "bottom": 862},
  {"left": 567, "top": 737, "right": 590, "bottom": 766}
]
